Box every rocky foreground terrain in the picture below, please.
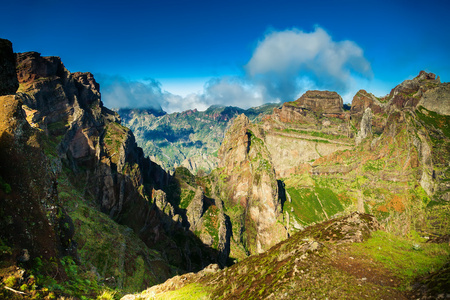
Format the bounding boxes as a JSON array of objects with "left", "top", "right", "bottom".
[{"left": 0, "top": 37, "right": 449, "bottom": 299}]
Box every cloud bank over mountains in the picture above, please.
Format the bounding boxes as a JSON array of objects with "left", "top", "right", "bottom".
[
  {"left": 100, "top": 27, "right": 373, "bottom": 113},
  {"left": 246, "top": 27, "right": 372, "bottom": 101}
]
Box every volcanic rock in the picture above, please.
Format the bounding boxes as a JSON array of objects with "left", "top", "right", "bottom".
[
  {"left": 292, "top": 90, "right": 343, "bottom": 114},
  {"left": 217, "top": 114, "right": 286, "bottom": 254},
  {"left": 0, "top": 38, "right": 19, "bottom": 95}
]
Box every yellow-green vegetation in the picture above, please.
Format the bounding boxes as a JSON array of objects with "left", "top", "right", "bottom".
[
  {"left": 248, "top": 130, "right": 273, "bottom": 175},
  {"left": 104, "top": 121, "right": 129, "bottom": 162},
  {"left": 57, "top": 169, "right": 177, "bottom": 296},
  {"left": 150, "top": 283, "right": 211, "bottom": 300},
  {"left": 280, "top": 127, "right": 350, "bottom": 141},
  {"left": 0, "top": 255, "right": 116, "bottom": 300},
  {"left": 416, "top": 106, "right": 450, "bottom": 138},
  {"left": 179, "top": 189, "right": 195, "bottom": 209},
  {"left": 282, "top": 174, "right": 350, "bottom": 230},
  {"left": 284, "top": 185, "right": 347, "bottom": 225},
  {"left": 131, "top": 214, "right": 449, "bottom": 299},
  {"left": 199, "top": 206, "right": 220, "bottom": 248},
  {"left": 349, "top": 230, "right": 450, "bottom": 289}
]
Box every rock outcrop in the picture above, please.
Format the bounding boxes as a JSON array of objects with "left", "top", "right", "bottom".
[
  {"left": 216, "top": 114, "right": 286, "bottom": 255},
  {"left": 0, "top": 95, "right": 76, "bottom": 264},
  {"left": 292, "top": 90, "right": 344, "bottom": 114},
  {"left": 0, "top": 45, "right": 76, "bottom": 281},
  {"left": 388, "top": 70, "right": 440, "bottom": 110},
  {"left": 0, "top": 38, "right": 18, "bottom": 95},
  {"left": 271, "top": 90, "right": 345, "bottom": 124},
  {"left": 419, "top": 82, "right": 450, "bottom": 116},
  {"left": 355, "top": 107, "right": 373, "bottom": 145},
  {"left": 350, "top": 90, "right": 385, "bottom": 115}
]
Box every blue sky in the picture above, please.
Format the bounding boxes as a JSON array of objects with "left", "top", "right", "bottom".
[{"left": 2, "top": 0, "right": 449, "bottom": 112}]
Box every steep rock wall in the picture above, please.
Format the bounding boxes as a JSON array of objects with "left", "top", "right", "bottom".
[
  {"left": 14, "top": 51, "right": 223, "bottom": 271},
  {"left": 216, "top": 114, "right": 286, "bottom": 255}
]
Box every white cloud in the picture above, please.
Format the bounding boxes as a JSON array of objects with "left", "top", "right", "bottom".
[
  {"left": 201, "top": 77, "right": 264, "bottom": 109},
  {"left": 98, "top": 75, "right": 266, "bottom": 113},
  {"left": 245, "top": 27, "right": 372, "bottom": 102},
  {"left": 98, "top": 27, "right": 373, "bottom": 112},
  {"left": 97, "top": 75, "right": 165, "bottom": 110}
]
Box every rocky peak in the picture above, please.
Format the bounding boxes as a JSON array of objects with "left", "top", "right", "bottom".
[
  {"left": 216, "top": 113, "right": 286, "bottom": 254},
  {"left": 73, "top": 72, "right": 100, "bottom": 94},
  {"left": 16, "top": 51, "right": 67, "bottom": 84},
  {"left": 291, "top": 90, "right": 343, "bottom": 114},
  {"left": 0, "top": 38, "right": 19, "bottom": 95},
  {"left": 72, "top": 71, "right": 102, "bottom": 108},
  {"left": 186, "top": 187, "right": 206, "bottom": 230},
  {"left": 350, "top": 90, "right": 385, "bottom": 115},
  {"left": 270, "top": 90, "right": 344, "bottom": 124},
  {"left": 387, "top": 70, "right": 441, "bottom": 109},
  {"left": 218, "top": 114, "right": 251, "bottom": 169}
]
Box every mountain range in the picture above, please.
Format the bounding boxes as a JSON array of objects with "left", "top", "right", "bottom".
[
  {"left": 117, "top": 103, "right": 279, "bottom": 174},
  {"left": 0, "top": 38, "right": 449, "bottom": 299}
]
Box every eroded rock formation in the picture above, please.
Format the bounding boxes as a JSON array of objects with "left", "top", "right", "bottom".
[
  {"left": 216, "top": 114, "right": 286, "bottom": 254},
  {"left": 0, "top": 38, "right": 18, "bottom": 95}
]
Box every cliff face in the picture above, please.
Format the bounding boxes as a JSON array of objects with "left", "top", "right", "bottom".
[
  {"left": 244, "top": 71, "right": 450, "bottom": 238},
  {"left": 0, "top": 95, "right": 76, "bottom": 266},
  {"left": 0, "top": 39, "right": 19, "bottom": 95},
  {"left": 0, "top": 41, "right": 77, "bottom": 292},
  {"left": 14, "top": 50, "right": 225, "bottom": 276},
  {"left": 213, "top": 114, "right": 286, "bottom": 255},
  {"left": 263, "top": 90, "right": 353, "bottom": 178},
  {"left": 292, "top": 90, "right": 344, "bottom": 114}
]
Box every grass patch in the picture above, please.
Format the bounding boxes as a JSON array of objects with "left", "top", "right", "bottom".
[
  {"left": 416, "top": 106, "right": 450, "bottom": 138},
  {"left": 179, "top": 189, "right": 195, "bottom": 209},
  {"left": 350, "top": 230, "right": 450, "bottom": 287},
  {"left": 152, "top": 283, "right": 210, "bottom": 299},
  {"left": 284, "top": 185, "right": 345, "bottom": 226}
]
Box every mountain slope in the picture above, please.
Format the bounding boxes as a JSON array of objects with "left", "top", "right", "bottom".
[
  {"left": 119, "top": 103, "right": 280, "bottom": 174},
  {"left": 121, "top": 212, "right": 450, "bottom": 299},
  {"left": 1, "top": 40, "right": 234, "bottom": 299}
]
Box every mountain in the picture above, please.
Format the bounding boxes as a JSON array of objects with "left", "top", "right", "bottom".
[
  {"left": 0, "top": 40, "right": 231, "bottom": 299},
  {"left": 1, "top": 36, "right": 449, "bottom": 300},
  {"left": 118, "top": 103, "right": 280, "bottom": 174},
  {"left": 121, "top": 70, "right": 450, "bottom": 299}
]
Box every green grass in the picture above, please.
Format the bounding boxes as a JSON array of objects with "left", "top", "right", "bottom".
[
  {"left": 151, "top": 283, "right": 210, "bottom": 299},
  {"left": 416, "top": 106, "right": 450, "bottom": 138},
  {"left": 350, "top": 230, "right": 450, "bottom": 286},
  {"left": 284, "top": 185, "right": 345, "bottom": 226},
  {"left": 363, "top": 159, "right": 384, "bottom": 172},
  {"left": 179, "top": 189, "right": 195, "bottom": 209},
  {"left": 201, "top": 206, "right": 220, "bottom": 248},
  {"left": 280, "top": 128, "right": 348, "bottom": 140}
]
